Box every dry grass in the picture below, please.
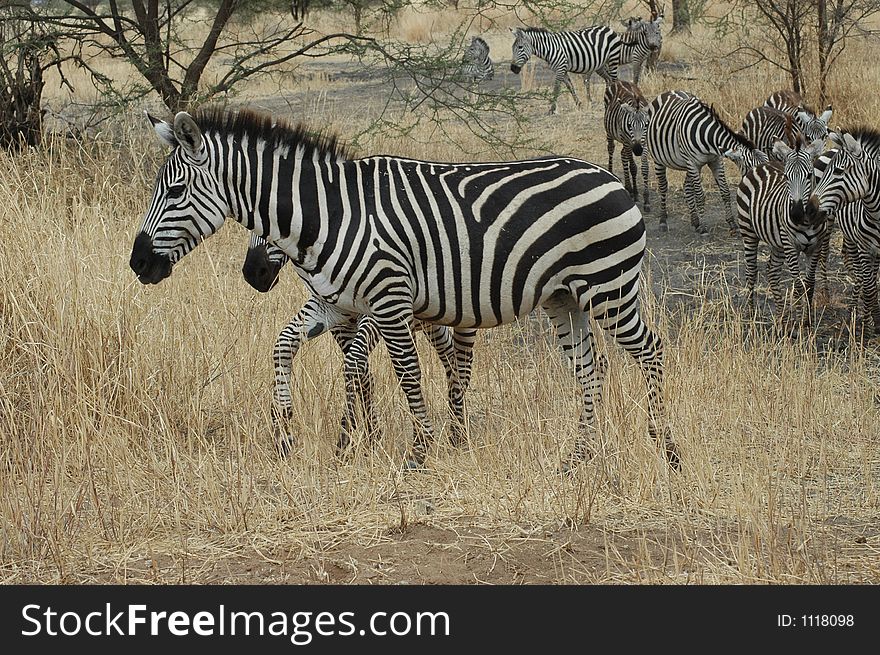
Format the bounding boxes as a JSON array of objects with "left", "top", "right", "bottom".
[{"left": 2, "top": 2, "right": 880, "bottom": 585}]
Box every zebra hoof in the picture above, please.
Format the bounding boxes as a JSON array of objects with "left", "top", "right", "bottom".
[
  {"left": 402, "top": 457, "right": 428, "bottom": 472},
  {"left": 276, "top": 434, "right": 297, "bottom": 458},
  {"left": 695, "top": 225, "right": 709, "bottom": 236},
  {"left": 658, "top": 223, "right": 668, "bottom": 233}
]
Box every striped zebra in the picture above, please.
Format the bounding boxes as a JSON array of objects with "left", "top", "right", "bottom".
[
  {"left": 764, "top": 89, "right": 804, "bottom": 114},
  {"left": 740, "top": 105, "right": 832, "bottom": 160},
  {"left": 811, "top": 130, "right": 880, "bottom": 330},
  {"left": 735, "top": 137, "right": 828, "bottom": 316},
  {"left": 618, "top": 14, "right": 662, "bottom": 84},
  {"left": 604, "top": 80, "right": 651, "bottom": 211},
  {"left": 461, "top": 36, "right": 494, "bottom": 83},
  {"left": 129, "top": 108, "right": 678, "bottom": 471},
  {"left": 241, "top": 232, "right": 479, "bottom": 453},
  {"left": 646, "top": 90, "right": 768, "bottom": 234},
  {"left": 509, "top": 26, "right": 622, "bottom": 112}
]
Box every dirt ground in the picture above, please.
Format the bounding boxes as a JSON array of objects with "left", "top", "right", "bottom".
[{"left": 61, "top": 59, "right": 877, "bottom": 586}]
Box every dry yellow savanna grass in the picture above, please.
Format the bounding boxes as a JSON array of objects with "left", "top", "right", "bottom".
[{"left": 2, "top": 2, "right": 879, "bottom": 584}]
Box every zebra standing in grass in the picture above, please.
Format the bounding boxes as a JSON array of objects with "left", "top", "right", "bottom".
[
  {"left": 604, "top": 80, "right": 651, "bottom": 212},
  {"left": 811, "top": 130, "right": 880, "bottom": 331},
  {"left": 509, "top": 25, "right": 622, "bottom": 112},
  {"left": 241, "top": 232, "right": 479, "bottom": 453},
  {"left": 129, "top": 108, "right": 678, "bottom": 471},
  {"left": 735, "top": 136, "right": 828, "bottom": 316},
  {"left": 618, "top": 14, "right": 662, "bottom": 84},
  {"left": 740, "top": 105, "right": 832, "bottom": 159},
  {"left": 646, "top": 90, "right": 768, "bottom": 234},
  {"left": 461, "top": 36, "right": 494, "bottom": 83}
]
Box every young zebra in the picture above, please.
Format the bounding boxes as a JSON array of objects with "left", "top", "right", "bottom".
[
  {"left": 811, "top": 131, "right": 880, "bottom": 330},
  {"left": 461, "top": 36, "right": 494, "bottom": 83},
  {"left": 509, "top": 25, "right": 622, "bottom": 112},
  {"left": 740, "top": 105, "right": 832, "bottom": 159},
  {"left": 604, "top": 80, "right": 651, "bottom": 211},
  {"left": 646, "top": 90, "right": 768, "bottom": 234},
  {"left": 241, "top": 232, "right": 479, "bottom": 453},
  {"left": 618, "top": 14, "right": 662, "bottom": 84},
  {"left": 129, "top": 108, "right": 678, "bottom": 471},
  {"left": 736, "top": 137, "right": 828, "bottom": 316}
]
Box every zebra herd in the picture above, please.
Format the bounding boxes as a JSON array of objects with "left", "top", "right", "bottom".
[{"left": 127, "top": 17, "right": 880, "bottom": 476}]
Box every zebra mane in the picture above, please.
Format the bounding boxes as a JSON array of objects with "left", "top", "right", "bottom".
[
  {"left": 191, "top": 107, "right": 354, "bottom": 160},
  {"left": 699, "top": 99, "right": 757, "bottom": 150},
  {"left": 843, "top": 126, "right": 880, "bottom": 153},
  {"left": 520, "top": 26, "right": 550, "bottom": 33}
]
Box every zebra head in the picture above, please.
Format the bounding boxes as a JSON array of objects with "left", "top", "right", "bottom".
[
  {"left": 723, "top": 144, "right": 770, "bottom": 174},
  {"left": 242, "top": 233, "right": 290, "bottom": 293},
  {"left": 808, "top": 131, "right": 873, "bottom": 222},
  {"left": 643, "top": 15, "right": 663, "bottom": 49},
  {"left": 509, "top": 28, "right": 532, "bottom": 74},
  {"left": 462, "top": 36, "right": 493, "bottom": 82},
  {"left": 620, "top": 103, "right": 649, "bottom": 157},
  {"left": 130, "top": 112, "right": 230, "bottom": 285},
  {"left": 795, "top": 105, "right": 833, "bottom": 143},
  {"left": 772, "top": 137, "right": 827, "bottom": 225}
]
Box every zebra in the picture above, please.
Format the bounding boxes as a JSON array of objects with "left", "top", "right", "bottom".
[
  {"left": 461, "top": 36, "right": 494, "bottom": 83},
  {"left": 241, "top": 232, "right": 479, "bottom": 453},
  {"left": 618, "top": 14, "right": 662, "bottom": 84},
  {"left": 646, "top": 90, "right": 769, "bottom": 234},
  {"left": 811, "top": 130, "right": 880, "bottom": 330},
  {"left": 604, "top": 80, "right": 651, "bottom": 211},
  {"left": 509, "top": 25, "right": 622, "bottom": 112},
  {"left": 735, "top": 136, "right": 828, "bottom": 317},
  {"left": 763, "top": 89, "right": 804, "bottom": 114},
  {"left": 740, "top": 105, "right": 832, "bottom": 160},
  {"left": 129, "top": 108, "right": 678, "bottom": 471}
]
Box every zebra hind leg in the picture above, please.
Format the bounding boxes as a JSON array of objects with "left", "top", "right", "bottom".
[
  {"left": 655, "top": 163, "right": 669, "bottom": 232},
  {"left": 542, "top": 297, "right": 605, "bottom": 474}
]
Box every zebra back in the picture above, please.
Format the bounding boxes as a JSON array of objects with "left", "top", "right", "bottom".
[{"left": 764, "top": 89, "right": 804, "bottom": 114}]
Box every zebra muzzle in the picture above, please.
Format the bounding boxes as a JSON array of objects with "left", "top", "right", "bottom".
[
  {"left": 129, "top": 232, "right": 172, "bottom": 285},
  {"left": 242, "top": 245, "right": 282, "bottom": 293},
  {"left": 510, "top": 64, "right": 521, "bottom": 74},
  {"left": 632, "top": 143, "right": 644, "bottom": 157}
]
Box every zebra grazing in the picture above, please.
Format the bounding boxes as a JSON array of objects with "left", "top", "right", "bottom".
[
  {"left": 811, "top": 130, "right": 880, "bottom": 330},
  {"left": 604, "top": 80, "right": 651, "bottom": 211},
  {"left": 241, "top": 232, "right": 479, "bottom": 453},
  {"left": 461, "top": 36, "right": 494, "bottom": 83},
  {"left": 509, "top": 25, "right": 622, "bottom": 112},
  {"left": 646, "top": 90, "right": 768, "bottom": 234},
  {"left": 129, "top": 108, "right": 678, "bottom": 471},
  {"left": 741, "top": 105, "right": 832, "bottom": 160},
  {"left": 736, "top": 137, "right": 828, "bottom": 316},
  {"left": 618, "top": 14, "right": 662, "bottom": 83}
]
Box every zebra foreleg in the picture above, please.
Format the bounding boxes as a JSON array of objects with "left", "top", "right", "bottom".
[
  {"left": 606, "top": 136, "right": 616, "bottom": 175},
  {"left": 422, "top": 324, "right": 476, "bottom": 447},
  {"left": 272, "top": 296, "right": 353, "bottom": 455},
  {"left": 743, "top": 234, "right": 760, "bottom": 310},
  {"left": 859, "top": 251, "right": 880, "bottom": 335},
  {"left": 372, "top": 305, "right": 436, "bottom": 470},
  {"left": 655, "top": 163, "right": 669, "bottom": 232},
  {"left": 622, "top": 145, "right": 637, "bottom": 200},
  {"left": 684, "top": 167, "right": 708, "bottom": 235},
  {"left": 640, "top": 151, "right": 651, "bottom": 213},
  {"left": 767, "top": 249, "right": 787, "bottom": 321},
  {"left": 708, "top": 159, "right": 738, "bottom": 235}
]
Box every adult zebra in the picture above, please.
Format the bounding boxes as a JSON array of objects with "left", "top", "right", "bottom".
[
  {"left": 461, "top": 36, "right": 494, "bottom": 83},
  {"left": 509, "top": 25, "right": 622, "bottom": 112},
  {"left": 735, "top": 136, "right": 828, "bottom": 317},
  {"left": 810, "top": 130, "right": 880, "bottom": 331},
  {"left": 618, "top": 14, "right": 662, "bottom": 84},
  {"left": 646, "top": 90, "right": 768, "bottom": 234},
  {"left": 241, "top": 232, "right": 479, "bottom": 454},
  {"left": 740, "top": 105, "right": 832, "bottom": 160},
  {"left": 129, "top": 108, "right": 678, "bottom": 471},
  {"left": 604, "top": 80, "right": 651, "bottom": 211}
]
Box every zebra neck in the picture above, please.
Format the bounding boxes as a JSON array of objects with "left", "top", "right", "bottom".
[{"left": 863, "top": 167, "right": 880, "bottom": 219}]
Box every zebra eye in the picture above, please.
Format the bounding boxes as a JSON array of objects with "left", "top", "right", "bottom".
[{"left": 167, "top": 184, "right": 186, "bottom": 199}]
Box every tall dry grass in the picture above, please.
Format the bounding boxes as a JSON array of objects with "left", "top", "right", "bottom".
[{"left": 1, "top": 2, "right": 879, "bottom": 584}]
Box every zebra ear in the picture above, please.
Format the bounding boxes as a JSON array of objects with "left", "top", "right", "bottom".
[
  {"left": 827, "top": 131, "right": 844, "bottom": 147},
  {"left": 147, "top": 111, "right": 178, "bottom": 148},
  {"left": 807, "top": 138, "right": 826, "bottom": 159},
  {"left": 723, "top": 149, "right": 743, "bottom": 165},
  {"left": 772, "top": 140, "right": 792, "bottom": 160},
  {"left": 818, "top": 106, "right": 833, "bottom": 124},
  {"left": 795, "top": 109, "right": 811, "bottom": 126},
  {"left": 842, "top": 133, "right": 863, "bottom": 158},
  {"left": 173, "top": 111, "right": 204, "bottom": 157}
]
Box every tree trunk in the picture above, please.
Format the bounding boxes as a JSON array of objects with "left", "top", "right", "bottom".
[
  {"left": 817, "top": 0, "right": 830, "bottom": 106},
  {"left": 671, "top": 0, "right": 690, "bottom": 33}
]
